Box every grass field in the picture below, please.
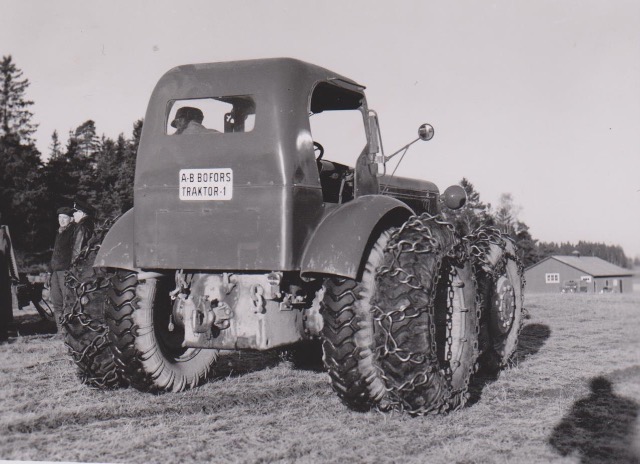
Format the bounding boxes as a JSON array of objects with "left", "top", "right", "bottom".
[{"left": 1, "top": 292, "right": 639, "bottom": 464}]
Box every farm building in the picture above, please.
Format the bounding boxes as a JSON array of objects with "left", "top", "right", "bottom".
[{"left": 524, "top": 254, "right": 633, "bottom": 294}]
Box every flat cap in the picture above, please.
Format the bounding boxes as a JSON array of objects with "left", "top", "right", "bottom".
[
  {"left": 171, "top": 106, "right": 204, "bottom": 128},
  {"left": 73, "top": 199, "right": 93, "bottom": 214},
  {"left": 57, "top": 206, "right": 74, "bottom": 216}
]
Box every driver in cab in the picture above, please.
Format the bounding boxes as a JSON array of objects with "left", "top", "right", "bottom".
[{"left": 171, "top": 107, "right": 219, "bottom": 135}]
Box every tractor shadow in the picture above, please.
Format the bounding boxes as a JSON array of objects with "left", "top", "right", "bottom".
[
  {"left": 549, "top": 375, "right": 640, "bottom": 463},
  {"left": 467, "top": 322, "right": 551, "bottom": 406},
  {"left": 513, "top": 321, "right": 552, "bottom": 363}
]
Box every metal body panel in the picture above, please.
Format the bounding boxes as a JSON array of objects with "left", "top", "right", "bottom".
[
  {"left": 300, "top": 195, "right": 414, "bottom": 279},
  {"left": 381, "top": 174, "right": 439, "bottom": 215},
  {"left": 93, "top": 209, "right": 136, "bottom": 270},
  {"left": 134, "top": 58, "right": 362, "bottom": 270},
  {"left": 138, "top": 185, "right": 288, "bottom": 269}
]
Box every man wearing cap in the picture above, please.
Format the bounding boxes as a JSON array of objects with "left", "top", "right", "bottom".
[
  {"left": 72, "top": 200, "right": 94, "bottom": 261},
  {"left": 171, "top": 106, "right": 218, "bottom": 135},
  {"left": 50, "top": 206, "right": 75, "bottom": 329}
]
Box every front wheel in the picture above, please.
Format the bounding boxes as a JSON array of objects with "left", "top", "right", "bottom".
[{"left": 106, "top": 271, "right": 218, "bottom": 392}]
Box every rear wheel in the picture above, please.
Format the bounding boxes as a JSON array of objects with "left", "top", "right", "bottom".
[
  {"left": 61, "top": 251, "right": 121, "bottom": 389},
  {"left": 467, "top": 227, "right": 525, "bottom": 372},
  {"left": 321, "top": 215, "right": 480, "bottom": 415},
  {"left": 106, "top": 271, "right": 218, "bottom": 392},
  {"left": 322, "top": 271, "right": 387, "bottom": 411}
]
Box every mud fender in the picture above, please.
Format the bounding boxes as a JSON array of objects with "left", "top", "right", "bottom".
[
  {"left": 300, "top": 195, "right": 414, "bottom": 280},
  {"left": 93, "top": 208, "right": 136, "bottom": 270}
]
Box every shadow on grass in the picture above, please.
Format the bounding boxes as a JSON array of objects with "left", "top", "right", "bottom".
[
  {"left": 214, "top": 341, "right": 326, "bottom": 379},
  {"left": 278, "top": 340, "right": 325, "bottom": 372},
  {"left": 214, "top": 349, "right": 286, "bottom": 378},
  {"left": 467, "top": 323, "right": 551, "bottom": 406},
  {"left": 7, "top": 310, "right": 57, "bottom": 338},
  {"left": 549, "top": 376, "right": 640, "bottom": 464},
  {"left": 514, "top": 322, "right": 552, "bottom": 362}
]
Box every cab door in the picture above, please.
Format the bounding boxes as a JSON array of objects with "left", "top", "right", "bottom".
[{"left": 308, "top": 81, "right": 379, "bottom": 202}]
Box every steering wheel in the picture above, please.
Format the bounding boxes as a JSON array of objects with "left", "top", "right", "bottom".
[{"left": 313, "top": 141, "right": 324, "bottom": 161}]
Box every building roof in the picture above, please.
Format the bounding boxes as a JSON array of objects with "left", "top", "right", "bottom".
[{"left": 527, "top": 255, "right": 633, "bottom": 277}]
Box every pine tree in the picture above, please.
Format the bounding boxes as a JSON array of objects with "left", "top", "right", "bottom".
[
  {"left": 93, "top": 120, "right": 141, "bottom": 220},
  {"left": 0, "top": 135, "right": 50, "bottom": 252},
  {"left": 66, "top": 123, "right": 98, "bottom": 205},
  {"left": 0, "top": 55, "right": 37, "bottom": 144},
  {"left": 43, "top": 121, "right": 99, "bottom": 212},
  {"left": 94, "top": 135, "right": 126, "bottom": 218},
  {"left": 48, "top": 130, "right": 63, "bottom": 160},
  {"left": 0, "top": 56, "right": 51, "bottom": 259},
  {"left": 514, "top": 221, "right": 538, "bottom": 267},
  {"left": 118, "top": 119, "right": 141, "bottom": 211},
  {"left": 72, "top": 120, "right": 100, "bottom": 159},
  {"left": 537, "top": 242, "right": 559, "bottom": 261},
  {"left": 494, "top": 193, "right": 522, "bottom": 235}
]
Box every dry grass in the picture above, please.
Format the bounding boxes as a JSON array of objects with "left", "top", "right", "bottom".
[{"left": 1, "top": 293, "right": 639, "bottom": 463}]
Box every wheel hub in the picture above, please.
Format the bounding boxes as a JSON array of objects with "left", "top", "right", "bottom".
[{"left": 493, "top": 276, "right": 516, "bottom": 334}]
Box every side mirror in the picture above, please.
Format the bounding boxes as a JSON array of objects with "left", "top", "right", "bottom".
[
  {"left": 418, "top": 123, "right": 434, "bottom": 141},
  {"left": 442, "top": 185, "right": 467, "bottom": 210}
]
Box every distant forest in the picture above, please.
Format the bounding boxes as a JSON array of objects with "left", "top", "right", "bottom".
[{"left": 0, "top": 55, "right": 635, "bottom": 272}]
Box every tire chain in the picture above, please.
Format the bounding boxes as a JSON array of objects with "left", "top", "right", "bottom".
[
  {"left": 60, "top": 217, "right": 121, "bottom": 389},
  {"left": 462, "top": 224, "right": 526, "bottom": 363},
  {"left": 443, "top": 260, "right": 482, "bottom": 412},
  {"left": 372, "top": 213, "right": 479, "bottom": 416}
]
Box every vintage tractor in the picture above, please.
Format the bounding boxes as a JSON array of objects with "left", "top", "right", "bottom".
[{"left": 62, "top": 58, "right": 524, "bottom": 415}]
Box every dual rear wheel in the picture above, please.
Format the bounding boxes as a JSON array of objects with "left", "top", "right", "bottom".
[
  {"left": 468, "top": 228, "right": 525, "bottom": 372},
  {"left": 321, "top": 216, "right": 524, "bottom": 415}
]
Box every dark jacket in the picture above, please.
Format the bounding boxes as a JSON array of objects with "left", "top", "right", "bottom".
[
  {"left": 72, "top": 216, "right": 94, "bottom": 261},
  {"left": 50, "top": 223, "right": 75, "bottom": 271}
]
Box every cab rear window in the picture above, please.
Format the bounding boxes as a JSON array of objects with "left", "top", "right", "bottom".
[{"left": 166, "top": 96, "right": 256, "bottom": 135}]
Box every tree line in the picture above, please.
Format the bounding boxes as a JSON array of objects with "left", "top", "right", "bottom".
[
  {"left": 0, "top": 55, "right": 633, "bottom": 271},
  {"left": 0, "top": 55, "right": 138, "bottom": 271}
]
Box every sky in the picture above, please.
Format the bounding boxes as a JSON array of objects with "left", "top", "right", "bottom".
[{"left": 2, "top": 0, "right": 639, "bottom": 258}]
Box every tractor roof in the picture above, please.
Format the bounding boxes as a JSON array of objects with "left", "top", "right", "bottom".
[{"left": 154, "top": 58, "right": 364, "bottom": 101}]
